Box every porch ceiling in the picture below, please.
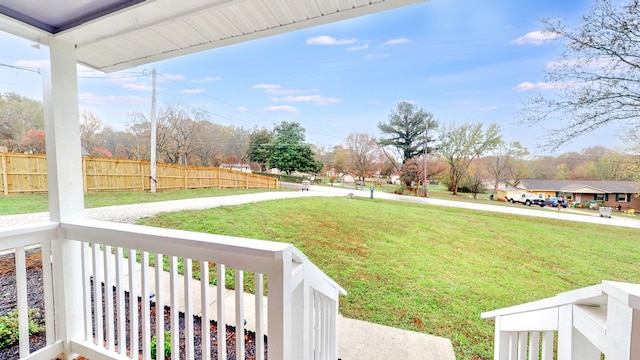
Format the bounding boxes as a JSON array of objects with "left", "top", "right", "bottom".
[{"left": 0, "top": 0, "right": 428, "bottom": 73}]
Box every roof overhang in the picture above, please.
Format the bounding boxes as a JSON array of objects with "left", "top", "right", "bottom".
[{"left": 0, "top": 0, "right": 428, "bottom": 73}]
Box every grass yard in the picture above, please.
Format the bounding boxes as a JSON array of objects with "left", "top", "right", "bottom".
[
  {"left": 138, "top": 196, "right": 640, "bottom": 359},
  {"left": 0, "top": 188, "right": 278, "bottom": 215}
]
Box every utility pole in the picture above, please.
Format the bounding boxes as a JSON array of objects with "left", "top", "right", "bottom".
[
  {"left": 150, "top": 69, "right": 157, "bottom": 193},
  {"left": 423, "top": 120, "right": 429, "bottom": 197}
]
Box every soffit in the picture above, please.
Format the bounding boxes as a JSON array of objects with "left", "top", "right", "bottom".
[{"left": 0, "top": 0, "right": 428, "bottom": 73}]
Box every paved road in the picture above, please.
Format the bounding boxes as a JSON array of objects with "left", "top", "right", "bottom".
[
  {"left": 310, "top": 185, "right": 640, "bottom": 229},
  {"left": 1, "top": 186, "right": 639, "bottom": 230}
]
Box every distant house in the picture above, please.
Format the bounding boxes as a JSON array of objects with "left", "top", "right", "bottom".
[
  {"left": 515, "top": 180, "right": 639, "bottom": 211},
  {"left": 341, "top": 173, "right": 356, "bottom": 184},
  {"left": 219, "top": 163, "right": 252, "bottom": 173}
]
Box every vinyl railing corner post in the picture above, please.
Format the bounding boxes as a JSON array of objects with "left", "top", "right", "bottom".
[
  {"left": 267, "top": 249, "right": 293, "bottom": 360},
  {"left": 291, "top": 265, "right": 310, "bottom": 359},
  {"left": 605, "top": 296, "right": 640, "bottom": 359}
]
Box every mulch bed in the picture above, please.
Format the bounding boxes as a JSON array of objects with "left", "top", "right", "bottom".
[{"left": 0, "top": 249, "right": 267, "bottom": 360}]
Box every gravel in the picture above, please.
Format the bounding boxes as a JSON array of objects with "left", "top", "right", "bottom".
[{"left": 0, "top": 190, "right": 337, "bottom": 227}]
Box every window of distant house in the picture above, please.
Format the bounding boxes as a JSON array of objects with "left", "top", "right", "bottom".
[
  {"left": 617, "top": 193, "right": 629, "bottom": 202},
  {"left": 596, "top": 194, "right": 605, "bottom": 201},
  {"left": 565, "top": 194, "right": 573, "bottom": 200},
  {"left": 537, "top": 193, "right": 544, "bottom": 198}
]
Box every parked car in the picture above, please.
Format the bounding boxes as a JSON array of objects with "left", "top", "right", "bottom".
[
  {"left": 544, "top": 197, "right": 568, "bottom": 208},
  {"left": 506, "top": 192, "right": 545, "bottom": 206}
]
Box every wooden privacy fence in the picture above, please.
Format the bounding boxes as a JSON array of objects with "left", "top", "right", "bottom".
[{"left": 0, "top": 153, "right": 278, "bottom": 195}]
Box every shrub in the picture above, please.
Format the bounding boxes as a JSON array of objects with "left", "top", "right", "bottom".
[
  {"left": 0, "top": 308, "right": 45, "bottom": 349},
  {"left": 150, "top": 330, "right": 171, "bottom": 359}
]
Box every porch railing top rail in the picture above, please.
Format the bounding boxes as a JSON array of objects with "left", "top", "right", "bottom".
[
  {"left": 62, "top": 219, "right": 345, "bottom": 297},
  {"left": 481, "top": 280, "right": 640, "bottom": 321}
]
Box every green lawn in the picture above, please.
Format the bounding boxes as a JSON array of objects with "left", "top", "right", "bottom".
[
  {"left": 138, "top": 196, "right": 640, "bottom": 359},
  {"left": 0, "top": 188, "right": 279, "bottom": 215}
]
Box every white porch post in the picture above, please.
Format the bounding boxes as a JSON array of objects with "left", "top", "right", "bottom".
[
  {"left": 605, "top": 296, "right": 640, "bottom": 359},
  {"left": 268, "top": 249, "right": 293, "bottom": 360},
  {"left": 42, "top": 37, "right": 85, "bottom": 357}
]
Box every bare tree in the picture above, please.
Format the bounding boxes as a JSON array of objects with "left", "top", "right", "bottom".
[
  {"left": 521, "top": 0, "right": 640, "bottom": 147},
  {"left": 345, "top": 133, "right": 379, "bottom": 181},
  {"left": 126, "top": 111, "right": 151, "bottom": 160},
  {"left": 439, "top": 122, "right": 502, "bottom": 195},
  {"left": 80, "top": 110, "right": 104, "bottom": 154},
  {"left": 485, "top": 141, "right": 529, "bottom": 191},
  {"left": 160, "top": 104, "right": 206, "bottom": 165}
]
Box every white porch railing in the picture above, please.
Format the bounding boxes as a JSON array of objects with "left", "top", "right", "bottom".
[
  {"left": 482, "top": 280, "right": 640, "bottom": 360},
  {"left": 0, "top": 219, "right": 345, "bottom": 360}
]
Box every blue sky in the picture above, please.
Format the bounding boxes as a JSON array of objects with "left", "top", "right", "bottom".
[{"left": 0, "top": 0, "right": 623, "bottom": 157}]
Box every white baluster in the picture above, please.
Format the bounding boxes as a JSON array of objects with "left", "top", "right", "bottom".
[
  {"left": 217, "top": 264, "right": 226, "bottom": 360},
  {"left": 236, "top": 269, "right": 245, "bottom": 360},
  {"left": 201, "top": 260, "right": 210, "bottom": 360}
]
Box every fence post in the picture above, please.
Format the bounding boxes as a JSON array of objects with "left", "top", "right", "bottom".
[
  {"left": 1, "top": 153, "right": 8, "bottom": 195},
  {"left": 184, "top": 164, "right": 187, "bottom": 190},
  {"left": 140, "top": 161, "right": 145, "bottom": 192}
]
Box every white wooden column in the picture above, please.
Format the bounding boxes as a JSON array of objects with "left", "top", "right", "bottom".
[
  {"left": 42, "top": 39, "right": 85, "bottom": 222},
  {"left": 41, "top": 37, "right": 85, "bottom": 358}
]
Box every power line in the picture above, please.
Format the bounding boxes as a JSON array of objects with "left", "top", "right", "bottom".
[{"left": 0, "top": 63, "right": 40, "bottom": 74}]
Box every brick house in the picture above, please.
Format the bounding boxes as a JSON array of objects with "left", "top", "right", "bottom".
[{"left": 516, "top": 180, "right": 640, "bottom": 211}]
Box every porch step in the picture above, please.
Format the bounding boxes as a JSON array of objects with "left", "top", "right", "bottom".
[{"left": 338, "top": 316, "right": 455, "bottom": 360}]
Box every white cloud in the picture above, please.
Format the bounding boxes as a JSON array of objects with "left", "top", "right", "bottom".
[
  {"left": 78, "top": 92, "right": 146, "bottom": 105},
  {"left": 123, "top": 83, "right": 152, "bottom": 91},
  {"left": 364, "top": 53, "right": 390, "bottom": 60},
  {"left": 235, "top": 106, "right": 248, "bottom": 112},
  {"left": 347, "top": 44, "right": 369, "bottom": 51},
  {"left": 262, "top": 105, "right": 299, "bottom": 113},
  {"left": 13, "top": 59, "right": 49, "bottom": 69},
  {"left": 455, "top": 100, "right": 472, "bottom": 105},
  {"left": 253, "top": 84, "right": 279, "bottom": 90},
  {"left": 306, "top": 36, "right": 357, "bottom": 45},
  {"left": 384, "top": 38, "right": 410, "bottom": 45},
  {"left": 192, "top": 76, "right": 221, "bottom": 83},
  {"left": 253, "top": 83, "right": 318, "bottom": 95},
  {"left": 477, "top": 106, "right": 498, "bottom": 111},
  {"left": 180, "top": 89, "right": 205, "bottom": 94},
  {"left": 509, "top": 31, "right": 561, "bottom": 45},
  {"left": 282, "top": 95, "right": 341, "bottom": 106},
  {"left": 513, "top": 81, "right": 560, "bottom": 92}
]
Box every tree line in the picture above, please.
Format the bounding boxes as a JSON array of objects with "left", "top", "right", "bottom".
[{"left": 1, "top": 92, "right": 638, "bottom": 196}]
